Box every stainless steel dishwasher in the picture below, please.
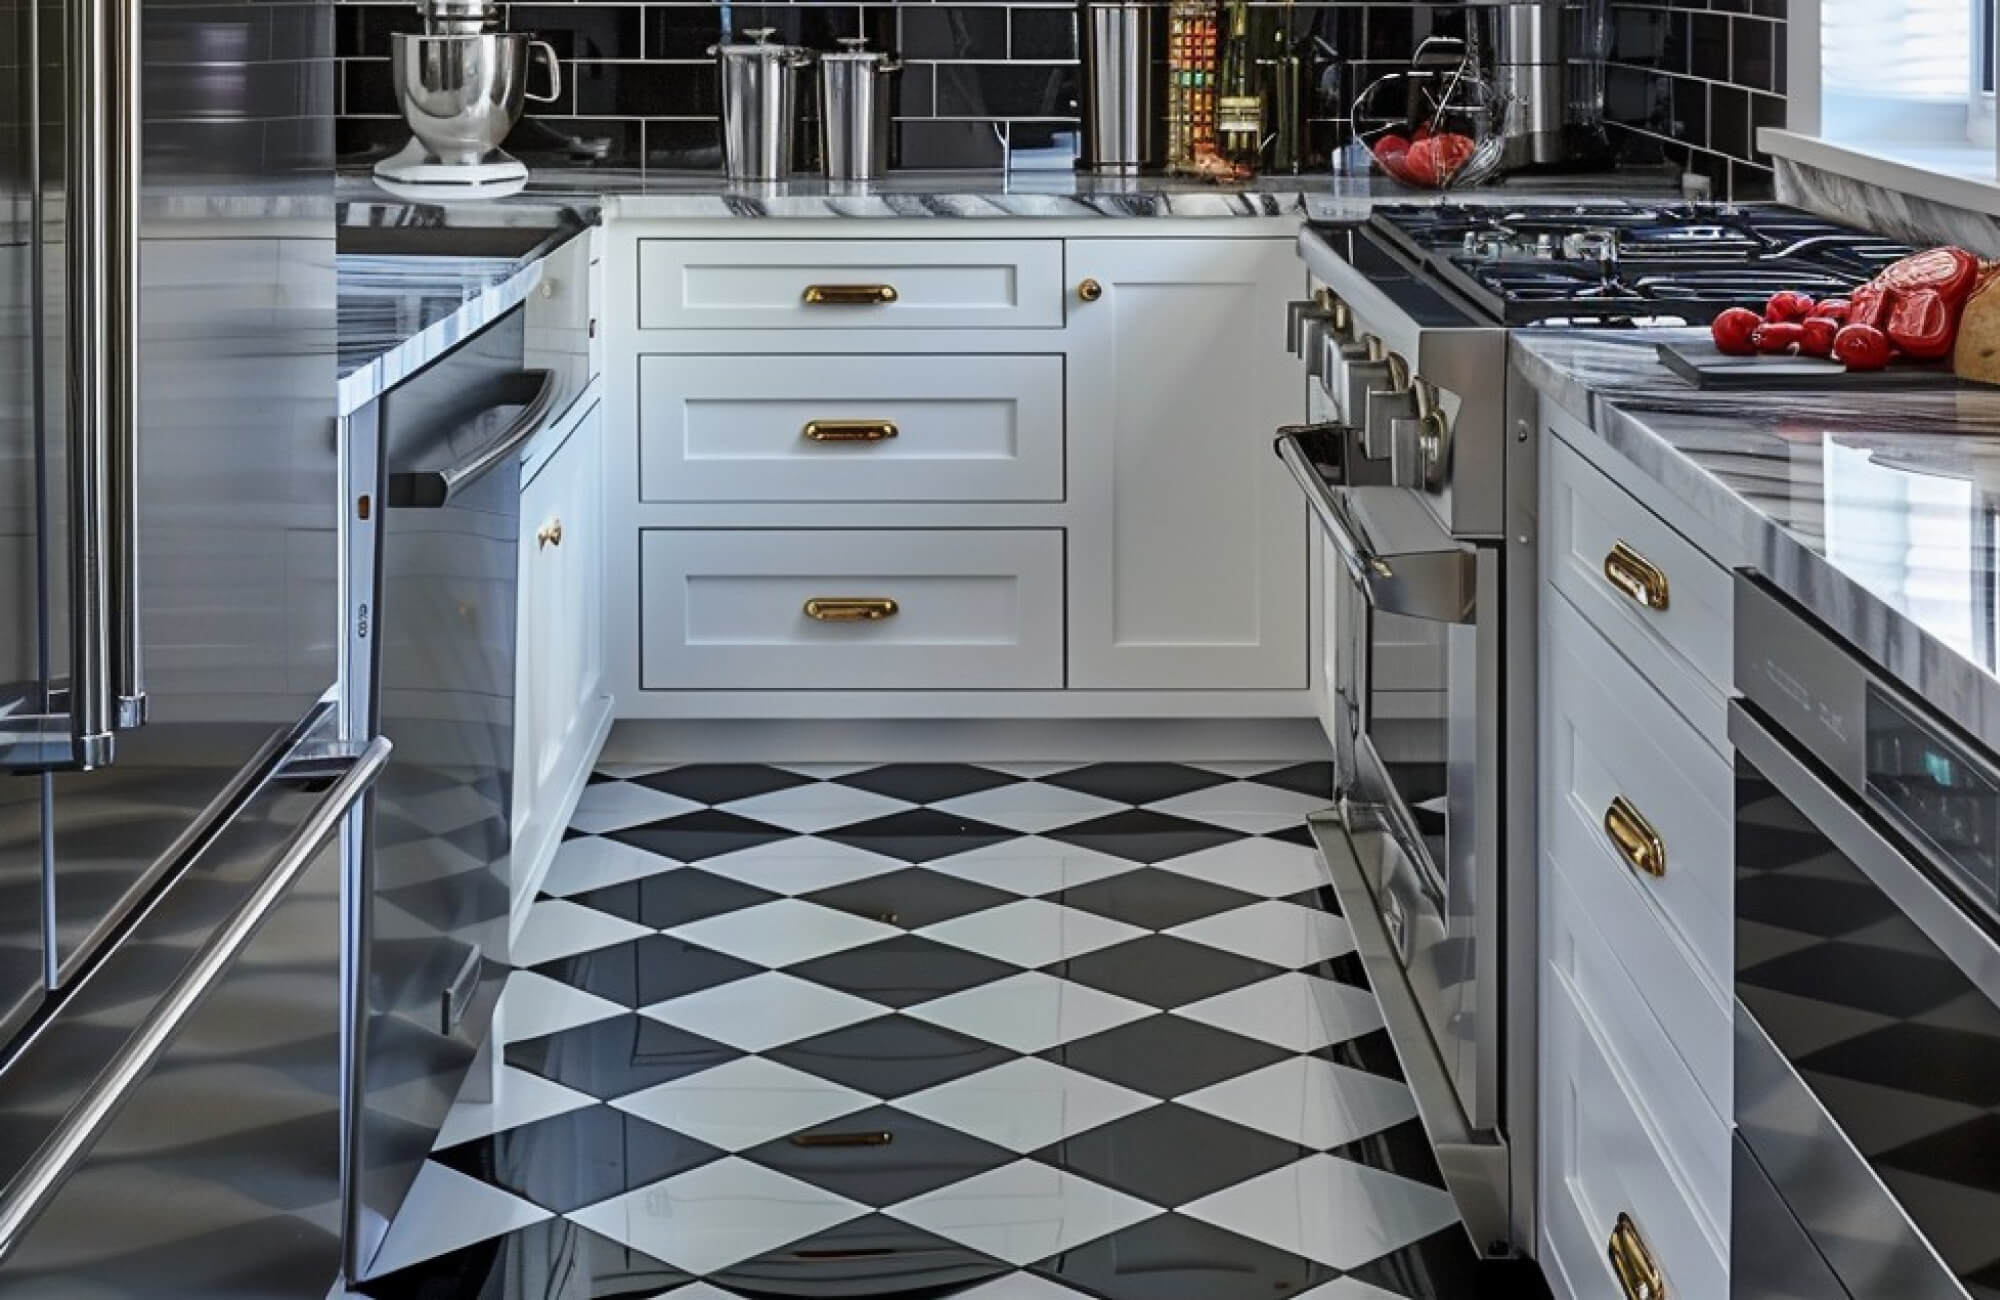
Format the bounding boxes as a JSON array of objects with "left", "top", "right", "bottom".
[{"left": 342, "top": 304, "right": 557, "bottom": 1281}]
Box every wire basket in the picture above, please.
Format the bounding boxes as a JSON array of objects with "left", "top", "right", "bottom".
[{"left": 1351, "top": 37, "right": 1514, "bottom": 191}]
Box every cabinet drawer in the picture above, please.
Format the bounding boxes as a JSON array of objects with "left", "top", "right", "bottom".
[
  {"left": 1541, "top": 962, "right": 1728, "bottom": 1300},
  {"left": 637, "top": 240, "right": 1065, "bottom": 331},
  {"left": 640, "top": 529, "right": 1064, "bottom": 689},
  {"left": 637, "top": 354, "right": 1065, "bottom": 503},
  {"left": 1545, "top": 588, "right": 1733, "bottom": 1002},
  {"left": 1545, "top": 433, "right": 1732, "bottom": 749},
  {"left": 1545, "top": 866, "right": 1729, "bottom": 1244}
]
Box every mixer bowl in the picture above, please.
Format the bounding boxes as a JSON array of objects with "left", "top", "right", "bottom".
[{"left": 390, "top": 32, "right": 560, "bottom": 166}]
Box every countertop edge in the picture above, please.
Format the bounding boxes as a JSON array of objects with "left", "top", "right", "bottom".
[{"left": 338, "top": 255, "right": 548, "bottom": 416}]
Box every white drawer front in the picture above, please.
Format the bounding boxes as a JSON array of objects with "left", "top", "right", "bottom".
[
  {"left": 640, "top": 529, "right": 1064, "bottom": 690},
  {"left": 1540, "top": 966, "right": 1728, "bottom": 1300},
  {"left": 637, "top": 239, "right": 1065, "bottom": 331},
  {"left": 1545, "top": 433, "right": 1732, "bottom": 749},
  {"left": 637, "top": 354, "right": 1065, "bottom": 503},
  {"left": 1545, "top": 865, "right": 1730, "bottom": 1244},
  {"left": 1545, "top": 589, "right": 1733, "bottom": 1000}
]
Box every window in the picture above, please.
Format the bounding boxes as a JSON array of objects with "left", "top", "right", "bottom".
[{"left": 1818, "top": 0, "right": 1994, "bottom": 144}]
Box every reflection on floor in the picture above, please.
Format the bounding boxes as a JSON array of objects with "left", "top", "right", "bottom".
[{"left": 353, "top": 761, "right": 1550, "bottom": 1300}]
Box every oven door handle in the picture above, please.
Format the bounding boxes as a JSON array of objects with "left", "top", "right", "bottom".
[
  {"left": 384, "top": 369, "right": 558, "bottom": 509},
  {"left": 1277, "top": 431, "right": 1477, "bottom": 624}
]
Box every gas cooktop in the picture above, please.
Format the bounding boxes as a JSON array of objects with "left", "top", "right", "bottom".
[{"left": 1365, "top": 202, "right": 1913, "bottom": 327}]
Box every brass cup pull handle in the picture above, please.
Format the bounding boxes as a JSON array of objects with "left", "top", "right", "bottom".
[
  {"left": 536, "top": 518, "right": 563, "bottom": 549},
  {"left": 1604, "top": 796, "right": 1666, "bottom": 878},
  {"left": 1608, "top": 1212, "right": 1667, "bottom": 1300},
  {"left": 802, "top": 283, "right": 898, "bottom": 306},
  {"left": 804, "top": 597, "right": 900, "bottom": 622},
  {"left": 803, "top": 420, "right": 898, "bottom": 443},
  {"left": 1604, "top": 540, "right": 1670, "bottom": 611}
]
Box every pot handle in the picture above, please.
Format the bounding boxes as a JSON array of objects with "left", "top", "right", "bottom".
[{"left": 526, "top": 39, "right": 563, "bottom": 104}]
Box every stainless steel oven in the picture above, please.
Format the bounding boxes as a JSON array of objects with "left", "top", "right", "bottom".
[{"left": 1733, "top": 572, "right": 2000, "bottom": 1299}]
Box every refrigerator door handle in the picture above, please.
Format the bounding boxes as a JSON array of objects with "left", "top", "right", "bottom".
[{"left": 0, "top": 736, "right": 389, "bottom": 1262}]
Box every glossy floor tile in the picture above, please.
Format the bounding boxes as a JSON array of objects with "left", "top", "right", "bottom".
[{"left": 354, "top": 761, "right": 1549, "bottom": 1300}]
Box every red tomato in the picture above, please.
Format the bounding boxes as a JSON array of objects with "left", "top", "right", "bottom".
[
  {"left": 1832, "top": 323, "right": 1893, "bottom": 370},
  {"left": 1711, "top": 307, "right": 1763, "bottom": 356},
  {"left": 1876, "top": 247, "right": 1979, "bottom": 307},
  {"left": 1412, "top": 123, "right": 1433, "bottom": 142},
  {"left": 1813, "top": 298, "right": 1851, "bottom": 324},
  {"left": 1886, "top": 287, "right": 1957, "bottom": 360},
  {"left": 1372, "top": 133, "right": 1410, "bottom": 161},
  {"left": 1754, "top": 322, "right": 1806, "bottom": 354},
  {"left": 1764, "top": 291, "right": 1815, "bottom": 323},
  {"left": 1426, "top": 133, "right": 1477, "bottom": 183},
  {"left": 1800, "top": 316, "right": 1839, "bottom": 357},
  {"left": 1404, "top": 138, "right": 1442, "bottom": 186}
]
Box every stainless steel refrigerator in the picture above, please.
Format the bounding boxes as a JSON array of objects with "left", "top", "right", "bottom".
[{"left": 0, "top": 0, "right": 354, "bottom": 1287}]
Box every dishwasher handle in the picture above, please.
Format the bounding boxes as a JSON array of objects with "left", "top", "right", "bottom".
[{"left": 385, "top": 369, "right": 558, "bottom": 509}]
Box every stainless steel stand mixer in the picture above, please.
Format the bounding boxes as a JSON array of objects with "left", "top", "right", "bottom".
[{"left": 373, "top": 0, "right": 561, "bottom": 200}]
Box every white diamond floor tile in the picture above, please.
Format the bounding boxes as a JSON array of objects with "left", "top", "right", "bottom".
[
  {"left": 1181, "top": 1155, "right": 1460, "bottom": 1269},
  {"left": 1160, "top": 838, "right": 1329, "bottom": 898},
  {"left": 591, "top": 762, "right": 678, "bottom": 780},
  {"left": 509, "top": 899, "right": 655, "bottom": 968},
  {"left": 364, "top": 1162, "right": 551, "bottom": 1278},
  {"left": 665, "top": 898, "right": 902, "bottom": 968},
  {"left": 433, "top": 1065, "right": 597, "bottom": 1150},
  {"left": 1188, "top": 761, "right": 1297, "bottom": 778},
  {"left": 1186, "top": 808, "right": 1328, "bottom": 835},
  {"left": 889, "top": 1160, "right": 1161, "bottom": 1265},
  {"left": 567, "top": 1157, "right": 866, "bottom": 1276},
  {"left": 925, "top": 837, "right": 1139, "bottom": 897},
  {"left": 917, "top": 899, "right": 1146, "bottom": 969},
  {"left": 715, "top": 782, "right": 916, "bottom": 833},
  {"left": 1179, "top": 1056, "right": 1419, "bottom": 1149},
  {"left": 641, "top": 971, "right": 886, "bottom": 1052},
  {"left": 539, "top": 835, "right": 683, "bottom": 897},
  {"left": 1167, "top": 901, "right": 1356, "bottom": 969},
  {"left": 903, "top": 971, "right": 1153, "bottom": 1055},
  {"left": 491, "top": 970, "right": 626, "bottom": 1045},
  {"left": 612, "top": 1057, "right": 878, "bottom": 1152},
  {"left": 1293, "top": 1280, "right": 1411, "bottom": 1300},
  {"left": 892, "top": 1057, "right": 1157, "bottom": 1153},
  {"left": 696, "top": 837, "right": 905, "bottom": 895},
  {"left": 953, "top": 1276, "right": 1101, "bottom": 1299},
  {"left": 1145, "top": 781, "right": 1330, "bottom": 822},
  {"left": 929, "top": 783, "right": 1128, "bottom": 835},
  {"left": 567, "top": 782, "right": 704, "bottom": 834},
  {"left": 1174, "top": 973, "right": 1386, "bottom": 1053}
]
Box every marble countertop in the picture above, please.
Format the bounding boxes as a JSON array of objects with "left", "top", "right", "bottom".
[{"left": 1514, "top": 329, "right": 2000, "bottom": 753}]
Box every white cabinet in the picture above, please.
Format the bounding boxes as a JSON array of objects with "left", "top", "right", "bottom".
[
  {"left": 512, "top": 397, "right": 609, "bottom": 922},
  {"left": 1065, "top": 237, "right": 1308, "bottom": 690}
]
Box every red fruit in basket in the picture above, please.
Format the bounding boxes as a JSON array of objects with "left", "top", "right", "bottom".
[
  {"left": 1799, "top": 315, "right": 1839, "bottom": 357},
  {"left": 1886, "top": 287, "right": 1958, "bottom": 360},
  {"left": 1877, "top": 246, "right": 1980, "bottom": 306},
  {"left": 1412, "top": 123, "right": 1434, "bottom": 142},
  {"left": 1372, "top": 133, "right": 1410, "bottom": 161},
  {"left": 1425, "top": 133, "right": 1477, "bottom": 183},
  {"left": 1753, "top": 322, "right": 1805, "bottom": 354},
  {"left": 1711, "top": 307, "right": 1762, "bottom": 355},
  {"left": 1813, "top": 298, "right": 1851, "bottom": 323},
  {"left": 1764, "top": 291, "right": 1816, "bottom": 323},
  {"left": 1832, "top": 322, "right": 1893, "bottom": 370}
]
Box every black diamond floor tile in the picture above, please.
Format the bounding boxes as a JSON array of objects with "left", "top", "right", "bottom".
[
  {"left": 1042, "top": 1015, "right": 1289, "bottom": 1099},
  {"left": 1282, "top": 883, "right": 1344, "bottom": 915},
  {"left": 1307, "top": 949, "right": 1372, "bottom": 989},
  {"left": 1042, "top": 762, "right": 1233, "bottom": 805},
  {"left": 737, "top": 1105, "right": 1018, "bottom": 1206},
  {"left": 708, "top": 1213, "right": 1013, "bottom": 1298},
  {"left": 1029, "top": 1104, "right": 1306, "bottom": 1207},
  {"left": 1045, "top": 810, "right": 1245, "bottom": 864},
  {"left": 431, "top": 1103, "right": 722, "bottom": 1212},
  {"left": 1327, "top": 1118, "right": 1449, "bottom": 1187},
  {"left": 1347, "top": 1225, "right": 1555, "bottom": 1298},
  {"left": 351, "top": 1219, "right": 690, "bottom": 1299},
  {"left": 820, "top": 808, "right": 1017, "bottom": 864},
  {"left": 569, "top": 868, "right": 780, "bottom": 930},
  {"left": 609, "top": 809, "right": 796, "bottom": 862},
  {"left": 767, "top": 1016, "right": 1017, "bottom": 1097},
  {"left": 836, "top": 763, "right": 1023, "bottom": 804},
  {"left": 503, "top": 1014, "right": 741, "bottom": 1099},
  {"left": 1049, "top": 935, "right": 1284, "bottom": 1008},
  {"left": 1030, "top": 1212, "right": 1338, "bottom": 1300},
  {"left": 1049, "top": 868, "right": 1262, "bottom": 932},
  {"left": 785, "top": 934, "right": 1023, "bottom": 1008},
  {"left": 1249, "top": 761, "right": 1336, "bottom": 799},
  {"left": 530, "top": 934, "right": 762, "bottom": 1008},
  {"left": 631, "top": 763, "right": 816, "bottom": 805},
  {"left": 1264, "top": 823, "right": 1318, "bottom": 847},
  {"left": 1315, "top": 1026, "right": 1408, "bottom": 1083},
  {"left": 802, "top": 868, "right": 1019, "bottom": 930}
]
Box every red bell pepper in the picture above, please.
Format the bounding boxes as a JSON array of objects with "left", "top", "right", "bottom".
[
  {"left": 1886, "top": 287, "right": 1957, "bottom": 360},
  {"left": 1847, "top": 282, "right": 1894, "bottom": 330},
  {"left": 1876, "top": 247, "right": 1980, "bottom": 307}
]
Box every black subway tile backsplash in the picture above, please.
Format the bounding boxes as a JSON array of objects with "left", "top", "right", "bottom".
[
  {"left": 901, "top": 7, "right": 1008, "bottom": 60},
  {"left": 1009, "top": 7, "right": 1078, "bottom": 60},
  {"left": 1606, "top": 0, "right": 1789, "bottom": 199}
]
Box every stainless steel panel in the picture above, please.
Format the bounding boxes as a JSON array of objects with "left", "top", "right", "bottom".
[
  {"left": 1732, "top": 1134, "right": 1851, "bottom": 1300},
  {"left": 1080, "top": 2, "right": 1164, "bottom": 173}
]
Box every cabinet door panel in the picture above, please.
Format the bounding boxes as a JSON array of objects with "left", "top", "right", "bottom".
[{"left": 1066, "top": 238, "right": 1307, "bottom": 689}]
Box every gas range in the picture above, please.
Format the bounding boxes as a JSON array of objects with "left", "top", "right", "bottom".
[{"left": 1367, "top": 201, "right": 1911, "bottom": 327}]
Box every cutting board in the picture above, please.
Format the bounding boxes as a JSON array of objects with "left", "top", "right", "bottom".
[{"left": 1656, "top": 339, "right": 1962, "bottom": 389}]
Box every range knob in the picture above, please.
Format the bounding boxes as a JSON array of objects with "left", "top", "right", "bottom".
[
  {"left": 1360, "top": 351, "right": 1414, "bottom": 461},
  {"left": 1389, "top": 383, "right": 1448, "bottom": 490},
  {"left": 1336, "top": 337, "right": 1392, "bottom": 439}
]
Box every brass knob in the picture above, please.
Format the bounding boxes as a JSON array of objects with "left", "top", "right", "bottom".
[
  {"left": 1077, "top": 278, "right": 1103, "bottom": 303},
  {"left": 537, "top": 518, "right": 564, "bottom": 549}
]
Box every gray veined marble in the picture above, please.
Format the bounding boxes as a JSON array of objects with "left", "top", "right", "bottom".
[
  {"left": 1776, "top": 156, "right": 2000, "bottom": 261},
  {"left": 337, "top": 253, "right": 546, "bottom": 414},
  {"left": 1514, "top": 328, "right": 2000, "bottom": 755}
]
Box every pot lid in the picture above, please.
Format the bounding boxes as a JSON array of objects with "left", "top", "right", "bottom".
[
  {"left": 712, "top": 26, "right": 809, "bottom": 55},
  {"left": 821, "top": 35, "right": 896, "bottom": 62}
]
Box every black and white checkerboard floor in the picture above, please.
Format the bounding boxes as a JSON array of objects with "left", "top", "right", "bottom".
[{"left": 353, "top": 761, "right": 1548, "bottom": 1300}]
